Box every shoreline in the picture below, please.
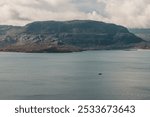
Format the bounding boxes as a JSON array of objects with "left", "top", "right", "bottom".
[{"left": 0, "top": 48, "right": 150, "bottom": 54}]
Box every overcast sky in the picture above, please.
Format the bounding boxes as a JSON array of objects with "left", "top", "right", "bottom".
[{"left": 0, "top": 0, "right": 150, "bottom": 28}]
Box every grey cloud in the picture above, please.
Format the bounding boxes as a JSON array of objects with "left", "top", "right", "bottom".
[
  {"left": 0, "top": 0, "right": 149, "bottom": 28},
  {"left": 10, "top": 10, "right": 31, "bottom": 21}
]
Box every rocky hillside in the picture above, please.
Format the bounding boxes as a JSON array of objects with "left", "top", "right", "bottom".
[{"left": 0, "top": 20, "right": 146, "bottom": 52}]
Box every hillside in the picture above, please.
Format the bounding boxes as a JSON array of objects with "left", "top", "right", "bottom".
[
  {"left": 0, "top": 20, "right": 146, "bottom": 52},
  {"left": 129, "top": 28, "right": 150, "bottom": 42}
]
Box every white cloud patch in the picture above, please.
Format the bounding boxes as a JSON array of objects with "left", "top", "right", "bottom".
[
  {"left": 0, "top": 0, "right": 149, "bottom": 28},
  {"left": 97, "top": 0, "right": 150, "bottom": 28}
]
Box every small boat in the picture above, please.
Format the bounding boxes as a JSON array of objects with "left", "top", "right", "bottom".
[{"left": 98, "top": 73, "right": 102, "bottom": 75}]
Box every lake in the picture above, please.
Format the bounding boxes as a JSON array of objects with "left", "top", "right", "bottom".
[{"left": 0, "top": 50, "right": 150, "bottom": 100}]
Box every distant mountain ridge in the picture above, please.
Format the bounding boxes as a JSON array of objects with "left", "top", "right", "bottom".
[
  {"left": 0, "top": 20, "right": 147, "bottom": 52},
  {"left": 129, "top": 28, "right": 150, "bottom": 42}
]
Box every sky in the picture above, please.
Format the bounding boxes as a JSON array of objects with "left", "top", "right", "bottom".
[{"left": 0, "top": 0, "right": 150, "bottom": 28}]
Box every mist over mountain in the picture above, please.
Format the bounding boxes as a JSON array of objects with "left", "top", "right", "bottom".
[
  {"left": 0, "top": 20, "right": 146, "bottom": 52},
  {"left": 129, "top": 28, "right": 150, "bottom": 42}
]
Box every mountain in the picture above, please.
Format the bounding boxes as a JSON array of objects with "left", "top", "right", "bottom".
[
  {"left": 0, "top": 20, "right": 146, "bottom": 52},
  {"left": 129, "top": 28, "right": 150, "bottom": 41}
]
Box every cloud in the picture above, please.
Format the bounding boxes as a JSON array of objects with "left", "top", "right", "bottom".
[
  {"left": 0, "top": 0, "right": 149, "bottom": 28},
  {"left": 0, "top": 0, "right": 80, "bottom": 25},
  {"left": 97, "top": 0, "right": 150, "bottom": 28}
]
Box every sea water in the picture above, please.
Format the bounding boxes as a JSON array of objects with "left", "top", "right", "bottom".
[{"left": 0, "top": 50, "right": 150, "bottom": 100}]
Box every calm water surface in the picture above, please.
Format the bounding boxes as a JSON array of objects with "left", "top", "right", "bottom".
[{"left": 0, "top": 50, "right": 150, "bottom": 100}]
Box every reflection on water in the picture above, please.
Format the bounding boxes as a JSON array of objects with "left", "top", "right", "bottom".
[{"left": 0, "top": 50, "right": 150, "bottom": 100}]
